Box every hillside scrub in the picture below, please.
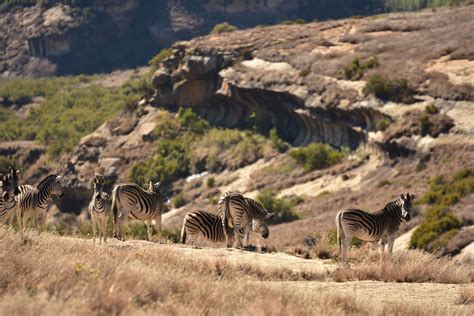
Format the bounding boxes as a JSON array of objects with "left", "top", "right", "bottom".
[
  {"left": 211, "top": 22, "right": 237, "bottom": 34},
  {"left": 363, "top": 74, "right": 414, "bottom": 103},
  {"left": 290, "top": 143, "right": 345, "bottom": 172},
  {"left": 410, "top": 169, "right": 473, "bottom": 252},
  {"left": 256, "top": 191, "right": 303, "bottom": 225},
  {"left": 0, "top": 76, "right": 146, "bottom": 157},
  {"left": 344, "top": 57, "right": 379, "bottom": 80},
  {"left": 149, "top": 48, "right": 173, "bottom": 69}
]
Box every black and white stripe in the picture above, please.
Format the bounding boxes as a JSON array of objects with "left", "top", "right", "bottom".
[
  {"left": 218, "top": 191, "right": 273, "bottom": 248},
  {"left": 112, "top": 181, "right": 165, "bottom": 241},
  {"left": 16, "top": 174, "right": 64, "bottom": 232},
  {"left": 336, "top": 192, "right": 415, "bottom": 263},
  {"left": 180, "top": 210, "right": 247, "bottom": 244},
  {"left": 0, "top": 168, "right": 20, "bottom": 225},
  {"left": 88, "top": 175, "right": 110, "bottom": 243}
]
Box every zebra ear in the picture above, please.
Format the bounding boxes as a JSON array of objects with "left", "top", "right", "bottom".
[
  {"left": 265, "top": 213, "right": 274, "bottom": 219},
  {"left": 410, "top": 194, "right": 415, "bottom": 200},
  {"left": 400, "top": 194, "right": 406, "bottom": 200},
  {"left": 148, "top": 181, "right": 153, "bottom": 190}
]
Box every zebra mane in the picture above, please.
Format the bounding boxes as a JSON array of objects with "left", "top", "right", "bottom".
[
  {"left": 380, "top": 199, "right": 401, "bottom": 213},
  {"left": 245, "top": 197, "right": 268, "bottom": 215},
  {"left": 37, "top": 174, "right": 58, "bottom": 190}
]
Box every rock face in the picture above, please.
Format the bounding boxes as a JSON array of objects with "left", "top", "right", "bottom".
[
  {"left": 149, "top": 6, "right": 474, "bottom": 149},
  {"left": 0, "top": 1, "right": 400, "bottom": 77}
]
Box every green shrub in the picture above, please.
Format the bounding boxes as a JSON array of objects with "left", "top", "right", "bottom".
[
  {"left": 173, "top": 192, "right": 186, "bottom": 208},
  {"left": 149, "top": 48, "right": 173, "bottom": 69},
  {"left": 256, "top": 190, "right": 302, "bottom": 225},
  {"left": 344, "top": 57, "right": 379, "bottom": 80},
  {"left": 290, "top": 143, "right": 345, "bottom": 172},
  {"left": 299, "top": 68, "right": 311, "bottom": 77},
  {"left": 211, "top": 22, "right": 237, "bottom": 34},
  {"left": 281, "top": 19, "right": 306, "bottom": 25},
  {"left": 378, "top": 119, "right": 391, "bottom": 131},
  {"left": 377, "top": 179, "right": 391, "bottom": 187},
  {"left": 241, "top": 49, "right": 253, "bottom": 60},
  {"left": 269, "top": 128, "right": 289, "bottom": 153},
  {"left": 162, "top": 228, "right": 181, "bottom": 243},
  {"left": 206, "top": 177, "right": 215, "bottom": 188},
  {"left": 363, "top": 74, "right": 413, "bottom": 103},
  {"left": 425, "top": 104, "right": 439, "bottom": 115},
  {"left": 410, "top": 169, "right": 473, "bottom": 251}
]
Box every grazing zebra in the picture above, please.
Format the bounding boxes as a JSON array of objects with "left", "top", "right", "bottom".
[
  {"left": 218, "top": 191, "right": 273, "bottom": 248},
  {"left": 180, "top": 210, "right": 248, "bottom": 245},
  {"left": 112, "top": 181, "right": 165, "bottom": 241},
  {"left": 16, "top": 174, "right": 64, "bottom": 232},
  {"left": 336, "top": 192, "right": 415, "bottom": 263},
  {"left": 88, "top": 175, "right": 110, "bottom": 243},
  {"left": 0, "top": 168, "right": 20, "bottom": 225}
]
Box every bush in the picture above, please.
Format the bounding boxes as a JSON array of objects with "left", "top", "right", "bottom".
[
  {"left": 269, "top": 128, "right": 289, "bottom": 153},
  {"left": 173, "top": 192, "right": 186, "bottom": 208},
  {"left": 256, "top": 190, "right": 302, "bottom": 225},
  {"left": 149, "top": 48, "right": 173, "bottom": 69},
  {"left": 410, "top": 169, "right": 473, "bottom": 252},
  {"left": 363, "top": 74, "right": 413, "bottom": 103},
  {"left": 206, "top": 177, "right": 215, "bottom": 188},
  {"left": 378, "top": 119, "right": 390, "bottom": 131},
  {"left": 425, "top": 104, "right": 439, "bottom": 114},
  {"left": 211, "top": 22, "right": 237, "bottom": 34},
  {"left": 344, "top": 57, "right": 379, "bottom": 80},
  {"left": 241, "top": 49, "right": 253, "bottom": 60},
  {"left": 299, "top": 68, "right": 311, "bottom": 77},
  {"left": 290, "top": 143, "right": 345, "bottom": 172},
  {"left": 281, "top": 19, "right": 306, "bottom": 25}
]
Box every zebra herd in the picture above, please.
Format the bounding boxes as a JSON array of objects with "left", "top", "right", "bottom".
[{"left": 1, "top": 166, "right": 415, "bottom": 263}]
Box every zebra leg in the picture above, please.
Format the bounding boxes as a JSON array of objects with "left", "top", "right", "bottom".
[
  {"left": 234, "top": 228, "right": 243, "bottom": 248},
  {"left": 379, "top": 240, "right": 386, "bottom": 261},
  {"left": 146, "top": 220, "right": 153, "bottom": 241},
  {"left": 153, "top": 213, "right": 162, "bottom": 242},
  {"left": 341, "top": 234, "right": 352, "bottom": 264},
  {"left": 92, "top": 216, "right": 97, "bottom": 243},
  {"left": 101, "top": 217, "right": 108, "bottom": 243},
  {"left": 387, "top": 236, "right": 395, "bottom": 258}
]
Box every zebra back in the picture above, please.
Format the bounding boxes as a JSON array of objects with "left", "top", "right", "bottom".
[
  {"left": 112, "top": 183, "right": 165, "bottom": 221},
  {"left": 17, "top": 174, "right": 63, "bottom": 211}
]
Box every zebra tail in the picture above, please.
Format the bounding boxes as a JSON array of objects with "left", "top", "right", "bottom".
[
  {"left": 180, "top": 216, "right": 187, "bottom": 244},
  {"left": 111, "top": 186, "right": 119, "bottom": 237},
  {"left": 336, "top": 211, "right": 344, "bottom": 251}
]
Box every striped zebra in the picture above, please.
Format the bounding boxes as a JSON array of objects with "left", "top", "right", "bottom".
[
  {"left": 0, "top": 168, "right": 20, "bottom": 225},
  {"left": 218, "top": 191, "right": 273, "bottom": 248},
  {"left": 88, "top": 175, "right": 110, "bottom": 243},
  {"left": 112, "top": 181, "right": 165, "bottom": 241},
  {"left": 335, "top": 192, "right": 415, "bottom": 263},
  {"left": 16, "top": 174, "right": 64, "bottom": 232},
  {"left": 180, "top": 210, "right": 248, "bottom": 245}
]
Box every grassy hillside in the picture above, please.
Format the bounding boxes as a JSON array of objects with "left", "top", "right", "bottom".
[{"left": 0, "top": 229, "right": 472, "bottom": 315}]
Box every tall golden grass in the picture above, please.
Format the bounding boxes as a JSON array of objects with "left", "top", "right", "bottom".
[{"left": 0, "top": 228, "right": 472, "bottom": 315}]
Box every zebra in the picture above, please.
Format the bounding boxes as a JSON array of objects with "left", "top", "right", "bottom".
[
  {"left": 180, "top": 210, "right": 249, "bottom": 245},
  {"left": 218, "top": 191, "right": 273, "bottom": 248},
  {"left": 88, "top": 175, "right": 110, "bottom": 243},
  {"left": 112, "top": 181, "right": 165, "bottom": 241},
  {"left": 16, "top": 174, "right": 64, "bottom": 232},
  {"left": 0, "top": 167, "right": 20, "bottom": 226},
  {"left": 335, "top": 192, "right": 415, "bottom": 263}
]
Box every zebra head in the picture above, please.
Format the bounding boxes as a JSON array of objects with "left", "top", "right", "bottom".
[
  {"left": 148, "top": 181, "right": 161, "bottom": 194},
  {"left": 8, "top": 167, "right": 21, "bottom": 195},
  {"left": 93, "top": 175, "right": 105, "bottom": 197},
  {"left": 400, "top": 192, "right": 415, "bottom": 221},
  {"left": 51, "top": 176, "right": 65, "bottom": 198},
  {"left": 252, "top": 212, "right": 273, "bottom": 239}
]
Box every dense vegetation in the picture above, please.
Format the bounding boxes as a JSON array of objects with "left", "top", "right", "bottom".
[
  {"left": 410, "top": 169, "right": 473, "bottom": 252},
  {"left": 289, "top": 143, "right": 345, "bottom": 172},
  {"left": 363, "top": 74, "right": 414, "bottom": 103},
  {"left": 344, "top": 57, "right": 379, "bottom": 80},
  {"left": 256, "top": 190, "right": 303, "bottom": 225},
  {"left": 0, "top": 75, "right": 149, "bottom": 157}
]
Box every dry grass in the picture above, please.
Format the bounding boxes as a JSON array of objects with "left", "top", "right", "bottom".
[
  {"left": 455, "top": 287, "right": 474, "bottom": 305},
  {"left": 0, "top": 228, "right": 472, "bottom": 315}
]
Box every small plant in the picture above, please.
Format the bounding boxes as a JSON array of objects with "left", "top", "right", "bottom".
[
  {"left": 211, "top": 22, "right": 237, "bottom": 34},
  {"left": 290, "top": 143, "right": 345, "bottom": 172},
  {"left": 206, "top": 177, "right": 215, "bottom": 188},
  {"left": 378, "top": 119, "right": 390, "bottom": 131},
  {"left": 344, "top": 57, "right": 379, "bottom": 80},
  {"left": 149, "top": 48, "right": 173, "bottom": 69},
  {"left": 363, "top": 74, "right": 413, "bottom": 103},
  {"left": 173, "top": 192, "right": 186, "bottom": 208},
  {"left": 299, "top": 68, "right": 311, "bottom": 77},
  {"left": 281, "top": 19, "right": 306, "bottom": 25},
  {"left": 269, "top": 128, "right": 289, "bottom": 153},
  {"left": 240, "top": 49, "right": 253, "bottom": 60},
  {"left": 377, "top": 179, "right": 391, "bottom": 187},
  {"left": 256, "top": 190, "right": 303, "bottom": 225},
  {"left": 425, "top": 104, "right": 439, "bottom": 115}
]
